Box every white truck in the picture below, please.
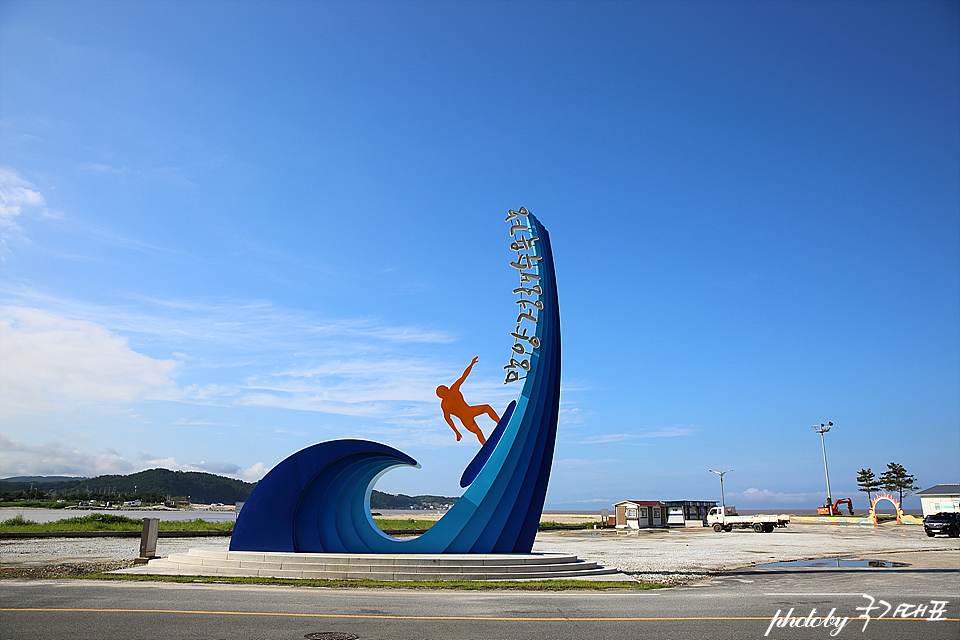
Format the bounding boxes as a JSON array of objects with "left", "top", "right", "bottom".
[{"left": 707, "top": 506, "right": 789, "bottom": 532}]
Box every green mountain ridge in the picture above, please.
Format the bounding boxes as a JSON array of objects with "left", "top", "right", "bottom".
[
  {"left": 0, "top": 470, "right": 460, "bottom": 508},
  {"left": 0, "top": 469, "right": 253, "bottom": 504},
  {"left": 1, "top": 476, "right": 90, "bottom": 483}
]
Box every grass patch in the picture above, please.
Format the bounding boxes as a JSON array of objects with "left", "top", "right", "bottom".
[
  {"left": 0, "top": 514, "right": 38, "bottom": 527},
  {"left": 80, "top": 572, "right": 667, "bottom": 590},
  {"left": 158, "top": 519, "right": 233, "bottom": 532},
  {"left": 0, "top": 513, "right": 233, "bottom": 533},
  {"left": 373, "top": 518, "right": 435, "bottom": 531}
]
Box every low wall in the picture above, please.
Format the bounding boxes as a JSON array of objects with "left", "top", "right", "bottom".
[{"left": 791, "top": 515, "right": 922, "bottom": 525}]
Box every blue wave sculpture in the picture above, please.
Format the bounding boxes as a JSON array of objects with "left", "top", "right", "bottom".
[{"left": 231, "top": 212, "right": 560, "bottom": 553}]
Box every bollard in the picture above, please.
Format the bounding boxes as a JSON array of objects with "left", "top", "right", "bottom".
[{"left": 135, "top": 517, "right": 160, "bottom": 565}]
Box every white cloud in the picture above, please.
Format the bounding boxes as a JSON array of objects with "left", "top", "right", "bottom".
[
  {"left": 238, "top": 357, "right": 455, "bottom": 413},
  {"left": 138, "top": 455, "right": 240, "bottom": 476},
  {"left": 191, "top": 460, "right": 241, "bottom": 475},
  {"left": 0, "top": 291, "right": 499, "bottom": 428},
  {"left": 82, "top": 224, "right": 186, "bottom": 255},
  {"left": 0, "top": 434, "right": 134, "bottom": 477},
  {"left": 5, "top": 288, "right": 456, "bottom": 354},
  {"left": 0, "top": 292, "right": 515, "bottom": 474},
  {"left": 0, "top": 168, "right": 59, "bottom": 256},
  {"left": 234, "top": 355, "right": 519, "bottom": 443},
  {"left": 554, "top": 458, "right": 621, "bottom": 469},
  {"left": 170, "top": 416, "right": 235, "bottom": 427},
  {"left": 237, "top": 393, "right": 388, "bottom": 416},
  {"left": 557, "top": 406, "right": 585, "bottom": 426},
  {"left": 0, "top": 306, "right": 179, "bottom": 416},
  {"left": 580, "top": 427, "right": 693, "bottom": 444},
  {"left": 79, "top": 162, "right": 128, "bottom": 175},
  {"left": 240, "top": 462, "right": 267, "bottom": 482},
  {"left": 0, "top": 435, "right": 267, "bottom": 481}
]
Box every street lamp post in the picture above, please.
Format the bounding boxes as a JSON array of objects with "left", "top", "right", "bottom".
[
  {"left": 812, "top": 422, "right": 833, "bottom": 513},
  {"left": 708, "top": 469, "right": 732, "bottom": 513}
]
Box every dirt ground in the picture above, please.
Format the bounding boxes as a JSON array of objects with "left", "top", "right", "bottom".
[
  {"left": 2, "top": 519, "right": 957, "bottom": 585},
  {"left": 530, "top": 522, "right": 959, "bottom": 583}
]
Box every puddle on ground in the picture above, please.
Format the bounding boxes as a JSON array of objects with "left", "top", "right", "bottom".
[
  {"left": 755, "top": 558, "right": 909, "bottom": 568},
  {"left": 576, "top": 533, "right": 604, "bottom": 538}
]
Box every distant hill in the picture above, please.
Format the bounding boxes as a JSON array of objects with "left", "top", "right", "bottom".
[
  {"left": 1, "top": 476, "right": 90, "bottom": 483},
  {"left": 0, "top": 469, "right": 255, "bottom": 504},
  {"left": 1, "top": 469, "right": 460, "bottom": 508},
  {"left": 370, "top": 490, "right": 459, "bottom": 510},
  {"left": 81, "top": 468, "right": 257, "bottom": 503}
]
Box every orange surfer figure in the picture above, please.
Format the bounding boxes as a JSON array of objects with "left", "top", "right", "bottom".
[{"left": 437, "top": 357, "right": 500, "bottom": 445}]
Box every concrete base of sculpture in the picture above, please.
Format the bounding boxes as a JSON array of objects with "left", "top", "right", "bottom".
[{"left": 115, "top": 549, "right": 629, "bottom": 581}]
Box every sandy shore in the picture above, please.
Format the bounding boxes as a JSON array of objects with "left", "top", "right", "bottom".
[{"left": 371, "top": 510, "right": 603, "bottom": 524}]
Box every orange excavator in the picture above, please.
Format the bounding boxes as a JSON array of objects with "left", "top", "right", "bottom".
[{"left": 817, "top": 498, "right": 854, "bottom": 516}]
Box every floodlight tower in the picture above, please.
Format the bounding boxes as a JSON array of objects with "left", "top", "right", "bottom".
[
  {"left": 708, "top": 469, "right": 732, "bottom": 513},
  {"left": 812, "top": 422, "right": 833, "bottom": 512}
]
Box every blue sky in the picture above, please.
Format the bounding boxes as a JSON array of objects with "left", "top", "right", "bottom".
[{"left": 1, "top": 0, "right": 957, "bottom": 510}]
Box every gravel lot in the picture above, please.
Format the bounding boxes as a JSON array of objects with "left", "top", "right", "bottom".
[
  {"left": 2, "top": 522, "right": 957, "bottom": 584},
  {"left": 533, "top": 523, "right": 959, "bottom": 583},
  {"left": 0, "top": 535, "right": 226, "bottom": 567}
]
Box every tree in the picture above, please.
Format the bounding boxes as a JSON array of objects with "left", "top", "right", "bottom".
[
  {"left": 879, "top": 462, "right": 919, "bottom": 505},
  {"left": 856, "top": 468, "right": 882, "bottom": 502}
]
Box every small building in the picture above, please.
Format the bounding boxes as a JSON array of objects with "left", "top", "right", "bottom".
[
  {"left": 614, "top": 499, "right": 717, "bottom": 528},
  {"left": 664, "top": 500, "right": 717, "bottom": 525},
  {"left": 916, "top": 484, "right": 960, "bottom": 516},
  {"left": 614, "top": 500, "right": 663, "bottom": 528}
]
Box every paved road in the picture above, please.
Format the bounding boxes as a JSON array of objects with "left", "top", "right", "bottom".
[{"left": 2, "top": 565, "right": 957, "bottom": 640}]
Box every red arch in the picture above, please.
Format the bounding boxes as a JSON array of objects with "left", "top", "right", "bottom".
[{"left": 868, "top": 492, "right": 903, "bottom": 524}]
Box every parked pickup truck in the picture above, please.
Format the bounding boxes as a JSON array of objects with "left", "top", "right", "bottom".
[{"left": 707, "top": 506, "right": 789, "bottom": 532}]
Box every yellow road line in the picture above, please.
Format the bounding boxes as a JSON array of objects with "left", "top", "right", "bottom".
[{"left": 2, "top": 608, "right": 957, "bottom": 622}]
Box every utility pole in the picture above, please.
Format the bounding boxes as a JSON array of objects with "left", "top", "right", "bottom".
[
  {"left": 812, "top": 422, "right": 833, "bottom": 512},
  {"left": 708, "top": 469, "right": 732, "bottom": 512}
]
